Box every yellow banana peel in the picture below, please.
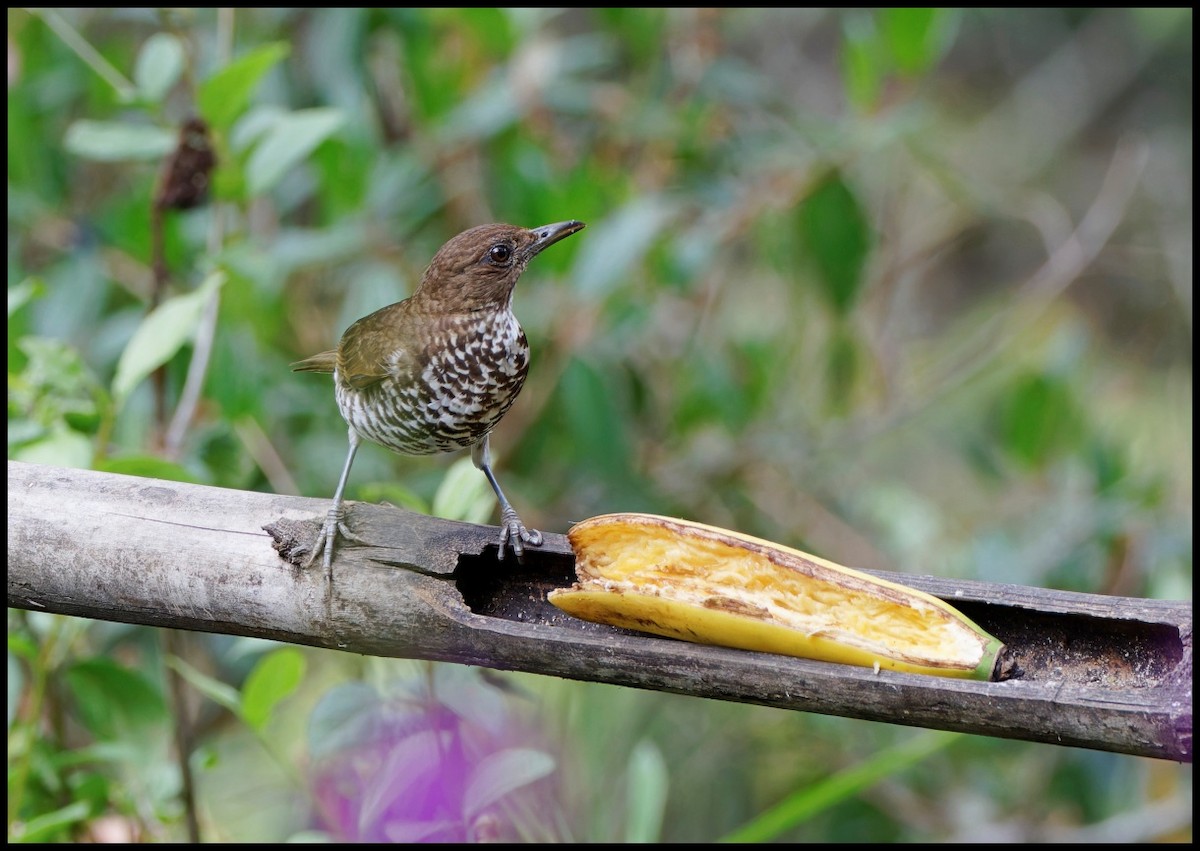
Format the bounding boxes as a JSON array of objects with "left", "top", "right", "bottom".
[{"left": 548, "top": 513, "right": 1006, "bottom": 680}]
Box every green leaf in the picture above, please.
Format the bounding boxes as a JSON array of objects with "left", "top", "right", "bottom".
[
  {"left": 284, "top": 830, "right": 334, "bottom": 843},
  {"left": 307, "top": 682, "right": 385, "bottom": 761},
  {"left": 880, "top": 8, "right": 954, "bottom": 76},
  {"left": 63, "top": 658, "right": 168, "bottom": 740},
  {"left": 422, "top": 666, "right": 512, "bottom": 738},
  {"left": 593, "top": 9, "right": 668, "bottom": 65},
  {"left": 557, "top": 357, "right": 633, "bottom": 484},
  {"left": 65, "top": 771, "right": 110, "bottom": 820},
  {"left": 10, "top": 800, "right": 93, "bottom": 843},
  {"left": 355, "top": 482, "right": 429, "bottom": 515},
  {"left": 48, "top": 740, "right": 152, "bottom": 770},
  {"left": 674, "top": 351, "right": 754, "bottom": 434},
  {"left": 12, "top": 425, "right": 93, "bottom": 469},
  {"left": 8, "top": 632, "right": 39, "bottom": 664},
  {"left": 198, "top": 42, "right": 291, "bottom": 131},
  {"left": 8, "top": 277, "right": 44, "bottom": 317},
  {"left": 825, "top": 324, "right": 861, "bottom": 416},
  {"left": 453, "top": 8, "right": 517, "bottom": 56},
  {"left": 431, "top": 456, "right": 496, "bottom": 524},
  {"left": 798, "top": 171, "right": 872, "bottom": 316},
  {"left": 229, "top": 105, "right": 286, "bottom": 153},
  {"left": 439, "top": 74, "right": 520, "bottom": 144},
  {"left": 245, "top": 108, "right": 347, "bottom": 195},
  {"left": 64, "top": 120, "right": 176, "bottom": 162},
  {"left": 997, "top": 372, "right": 1085, "bottom": 469},
  {"left": 167, "top": 654, "right": 242, "bottom": 716},
  {"left": 841, "top": 13, "right": 884, "bottom": 110},
  {"left": 571, "top": 198, "right": 674, "bottom": 298},
  {"left": 111, "top": 271, "right": 226, "bottom": 408},
  {"left": 10, "top": 337, "right": 107, "bottom": 446},
  {"left": 624, "top": 740, "right": 668, "bottom": 843},
  {"left": 241, "top": 648, "right": 306, "bottom": 732},
  {"left": 8, "top": 651, "right": 25, "bottom": 727},
  {"left": 722, "top": 731, "right": 961, "bottom": 842},
  {"left": 1087, "top": 438, "right": 1127, "bottom": 494},
  {"left": 96, "top": 455, "right": 201, "bottom": 483},
  {"left": 134, "top": 32, "right": 185, "bottom": 103},
  {"left": 462, "top": 747, "right": 556, "bottom": 819}
]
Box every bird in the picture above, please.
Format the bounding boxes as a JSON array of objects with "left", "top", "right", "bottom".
[{"left": 292, "top": 219, "right": 586, "bottom": 572}]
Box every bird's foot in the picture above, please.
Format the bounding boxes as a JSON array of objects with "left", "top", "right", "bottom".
[
  {"left": 497, "top": 505, "right": 543, "bottom": 563},
  {"left": 302, "top": 504, "right": 368, "bottom": 572}
]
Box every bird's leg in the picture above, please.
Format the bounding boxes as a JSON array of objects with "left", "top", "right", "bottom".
[
  {"left": 304, "top": 428, "right": 368, "bottom": 576},
  {"left": 472, "top": 436, "right": 542, "bottom": 561}
]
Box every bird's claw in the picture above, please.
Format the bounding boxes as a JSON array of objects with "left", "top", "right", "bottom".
[
  {"left": 303, "top": 505, "right": 367, "bottom": 572},
  {"left": 498, "top": 506, "right": 542, "bottom": 563}
]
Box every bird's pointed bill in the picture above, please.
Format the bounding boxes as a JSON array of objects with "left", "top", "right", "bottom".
[{"left": 526, "top": 220, "right": 586, "bottom": 258}]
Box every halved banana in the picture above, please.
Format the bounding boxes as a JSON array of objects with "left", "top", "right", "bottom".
[{"left": 549, "top": 513, "right": 1006, "bottom": 680}]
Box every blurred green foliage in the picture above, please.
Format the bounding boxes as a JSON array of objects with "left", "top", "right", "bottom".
[{"left": 7, "top": 7, "right": 1191, "bottom": 843}]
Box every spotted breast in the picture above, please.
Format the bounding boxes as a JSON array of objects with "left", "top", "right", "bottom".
[{"left": 335, "top": 309, "right": 529, "bottom": 455}]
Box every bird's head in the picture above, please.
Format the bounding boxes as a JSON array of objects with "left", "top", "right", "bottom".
[{"left": 415, "top": 220, "right": 586, "bottom": 310}]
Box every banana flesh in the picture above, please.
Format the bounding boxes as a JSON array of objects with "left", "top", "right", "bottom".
[{"left": 548, "top": 513, "right": 1006, "bottom": 680}]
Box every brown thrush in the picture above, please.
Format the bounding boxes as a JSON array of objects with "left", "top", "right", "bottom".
[{"left": 293, "top": 219, "right": 586, "bottom": 571}]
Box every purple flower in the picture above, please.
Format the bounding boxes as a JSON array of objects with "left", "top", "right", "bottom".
[{"left": 308, "top": 669, "right": 563, "bottom": 842}]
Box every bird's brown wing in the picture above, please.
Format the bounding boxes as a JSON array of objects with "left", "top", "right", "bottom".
[{"left": 335, "top": 302, "right": 420, "bottom": 391}]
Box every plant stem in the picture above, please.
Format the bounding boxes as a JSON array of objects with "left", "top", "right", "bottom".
[{"left": 32, "top": 9, "right": 137, "bottom": 101}]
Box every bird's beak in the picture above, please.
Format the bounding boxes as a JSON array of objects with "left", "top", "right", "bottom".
[{"left": 526, "top": 220, "right": 586, "bottom": 257}]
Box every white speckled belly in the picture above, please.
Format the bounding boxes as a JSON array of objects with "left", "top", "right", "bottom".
[{"left": 336, "top": 311, "right": 529, "bottom": 455}]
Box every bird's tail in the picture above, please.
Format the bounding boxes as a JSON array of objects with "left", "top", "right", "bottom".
[{"left": 291, "top": 351, "right": 337, "bottom": 373}]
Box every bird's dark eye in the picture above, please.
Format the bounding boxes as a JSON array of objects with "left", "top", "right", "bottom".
[{"left": 488, "top": 244, "right": 513, "bottom": 264}]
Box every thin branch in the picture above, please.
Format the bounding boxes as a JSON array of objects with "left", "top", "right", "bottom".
[
  {"left": 163, "top": 10, "right": 234, "bottom": 458},
  {"left": 150, "top": 205, "right": 170, "bottom": 450},
  {"left": 164, "top": 280, "right": 219, "bottom": 457},
  {"left": 820, "top": 137, "right": 1149, "bottom": 460},
  {"left": 162, "top": 632, "right": 201, "bottom": 843},
  {"left": 31, "top": 8, "right": 137, "bottom": 101},
  {"left": 926, "top": 137, "right": 1148, "bottom": 396},
  {"left": 234, "top": 415, "right": 301, "bottom": 496}
]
